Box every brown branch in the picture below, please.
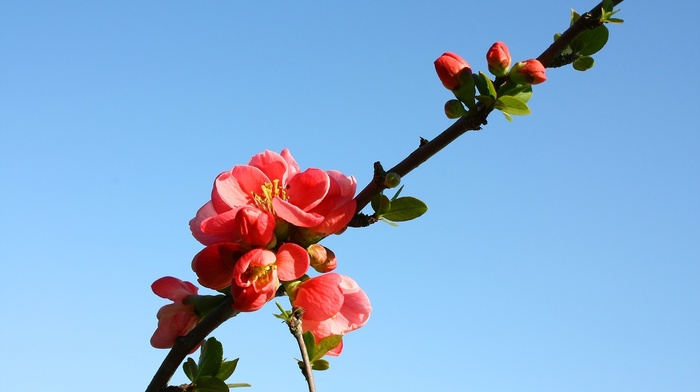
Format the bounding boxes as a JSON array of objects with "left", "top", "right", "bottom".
[
  {"left": 351, "top": 0, "right": 624, "bottom": 217},
  {"left": 287, "top": 309, "right": 316, "bottom": 392},
  {"left": 146, "top": 297, "right": 239, "bottom": 392}
]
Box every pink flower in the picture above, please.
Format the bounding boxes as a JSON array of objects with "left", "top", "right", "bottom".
[
  {"left": 434, "top": 52, "right": 472, "bottom": 90},
  {"left": 231, "top": 244, "right": 310, "bottom": 312},
  {"left": 486, "top": 41, "right": 511, "bottom": 77},
  {"left": 190, "top": 149, "right": 356, "bottom": 246},
  {"left": 509, "top": 59, "right": 547, "bottom": 85},
  {"left": 293, "top": 273, "right": 372, "bottom": 356},
  {"left": 150, "top": 277, "right": 200, "bottom": 349}
]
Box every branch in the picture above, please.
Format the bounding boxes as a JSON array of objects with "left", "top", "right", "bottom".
[
  {"left": 351, "top": 0, "right": 624, "bottom": 217},
  {"left": 287, "top": 309, "right": 316, "bottom": 392},
  {"left": 146, "top": 297, "right": 239, "bottom": 392}
]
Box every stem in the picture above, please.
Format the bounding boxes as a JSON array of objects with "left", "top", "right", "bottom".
[
  {"left": 146, "top": 297, "right": 239, "bottom": 392},
  {"left": 351, "top": 0, "right": 624, "bottom": 216},
  {"left": 288, "top": 309, "right": 316, "bottom": 392}
]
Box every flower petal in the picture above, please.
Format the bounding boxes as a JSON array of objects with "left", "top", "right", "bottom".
[
  {"left": 275, "top": 243, "right": 310, "bottom": 281},
  {"left": 212, "top": 166, "right": 269, "bottom": 211},
  {"left": 191, "top": 243, "right": 243, "bottom": 290},
  {"left": 151, "top": 277, "right": 198, "bottom": 301},
  {"left": 294, "top": 273, "right": 344, "bottom": 321},
  {"left": 286, "top": 168, "right": 330, "bottom": 211},
  {"left": 272, "top": 198, "right": 324, "bottom": 227}
]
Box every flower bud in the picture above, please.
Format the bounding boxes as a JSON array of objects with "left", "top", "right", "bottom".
[
  {"left": 486, "top": 41, "right": 511, "bottom": 77},
  {"left": 444, "top": 99, "right": 467, "bottom": 119},
  {"left": 434, "top": 52, "right": 472, "bottom": 90},
  {"left": 509, "top": 59, "right": 547, "bottom": 85},
  {"left": 307, "top": 244, "right": 337, "bottom": 273},
  {"left": 383, "top": 172, "right": 401, "bottom": 188}
]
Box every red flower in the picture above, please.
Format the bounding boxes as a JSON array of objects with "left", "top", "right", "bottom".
[
  {"left": 150, "top": 277, "right": 200, "bottom": 349},
  {"left": 292, "top": 273, "right": 372, "bottom": 356},
  {"left": 192, "top": 243, "right": 310, "bottom": 312},
  {"left": 486, "top": 42, "right": 511, "bottom": 77},
  {"left": 231, "top": 244, "right": 310, "bottom": 312},
  {"left": 509, "top": 59, "right": 547, "bottom": 85},
  {"left": 190, "top": 149, "right": 356, "bottom": 246},
  {"left": 434, "top": 52, "right": 472, "bottom": 90}
]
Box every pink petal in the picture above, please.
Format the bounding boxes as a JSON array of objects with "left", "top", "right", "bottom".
[
  {"left": 294, "top": 273, "right": 344, "bottom": 321},
  {"left": 191, "top": 243, "right": 242, "bottom": 290},
  {"left": 212, "top": 166, "right": 269, "bottom": 211},
  {"left": 286, "top": 168, "right": 330, "bottom": 211},
  {"left": 280, "top": 148, "right": 300, "bottom": 178},
  {"left": 272, "top": 198, "right": 324, "bottom": 227},
  {"left": 275, "top": 243, "right": 310, "bottom": 281},
  {"left": 326, "top": 170, "right": 357, "bottom": 199},
  {"left": 232, "top": 249, "right": 276, "bottom": 288},
  {"left": 248, "top": 150, "right": 289, "bottom": 185},
  {"left": 152, "top": 277, "right": 198, "bottom": 301},
  {"left": 309, "top": 197, "right": 357, "bottom": 235}
]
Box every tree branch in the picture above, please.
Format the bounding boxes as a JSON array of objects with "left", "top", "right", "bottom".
[
  {"left": 351, "top": 0, "right": 624, "bottom": 217},
  {"left": 287, "top": 309, "right": 316, "bottom": 392}
]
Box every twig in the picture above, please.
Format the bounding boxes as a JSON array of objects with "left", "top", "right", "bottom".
[
  {"left": 351, "top": 0, "right": 624, "bottom": 217},
  {"left": 287, "top": 309, "right": 316, "bottom": 392}
]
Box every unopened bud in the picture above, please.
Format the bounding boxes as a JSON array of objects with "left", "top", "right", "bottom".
[
  {"left": 383, "top": 172, "right": 401, "bottom": 188},
  {"left": 434, "top": 52, "right": 472, "bottom": 90},
  {"left": 307, "top": 244, "right": 337, "bottom": 273},
  {"left": 486, "top": 41, "right": 512, "bottom": 77},
  {"left": 444, "top": 99, "right": 467, "bottom": 119},
  {"left": 509, "top": 59, "right": 547, "bottom": 85}
]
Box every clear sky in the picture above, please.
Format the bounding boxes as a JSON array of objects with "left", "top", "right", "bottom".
[{"left": 1, "top": 1, "right": 698, "bottom": 391}]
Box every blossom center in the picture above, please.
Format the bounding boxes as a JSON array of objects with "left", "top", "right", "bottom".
[
  {"left": 243, "top": 264, "right": 276, "bottom": 288},
  {"left": 253, "top": 179, "right": 288, "bottom": 212}
]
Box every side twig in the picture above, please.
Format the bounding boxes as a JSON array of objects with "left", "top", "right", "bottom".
[{"left": 287, "top": 309, "right": 316, "bottom": 392}]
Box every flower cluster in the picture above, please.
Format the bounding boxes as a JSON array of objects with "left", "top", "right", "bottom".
[
  {"left": 151, "top": 149, "right": 371, "bottom": 356},
  {"left": 434, "top": 42, "right": 546, "bottom": 120}
]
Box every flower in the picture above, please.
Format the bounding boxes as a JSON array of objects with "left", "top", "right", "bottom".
[
  {"left": 509, "top": 59, "right": 547, "bottom": 85},
  {"left": 231, "top": 244, "right": 310, "bottom": 312},
  {"left": 150, "top": 277, "right": 200, "bottom": 349},
  {"left": 434, "top": 52, "right": 472, "bottom": 90},
  {"left": 307, "top": 243, "right": 337, "bottom": 273},
  {"left": 190, "top": 149, "right": 356, "bottom": 247},
  {"left": 192, "top": 242, "right": 310, "bottom": 312},
  {"left": 486, "top": 41, "right": 511, "bottom": 77},
  {"left": 292, "top": 273, "right": 372, "bottom": 356}
]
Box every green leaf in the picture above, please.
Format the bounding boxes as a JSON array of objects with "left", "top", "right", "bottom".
[
  {"left": 603, "top": 0, "right": 613, "bottom": 12},
  {"left": 390, "top": 185, "right": 404, "bottom": 202},
  {"left": 194, "top": 376, "right": 229, "bottom": 392},
  {"left": 227, "top": 383, "right": 252, "bottom": 388},
  {"left": 379, "top": 197, "right": 428, "bottom": 222},
  {"left": 216, "top": 358, "right": 239, "bottom": 381},
  {"left": 497, "top": 82, "right": 533, "bottom": 103},
  {"left": 198, "top": 338, "right": 224, "bottom": 379},
  {"left": 312, "top": 335, "right": 343, "bottom": 361},
  {"left": 475, "top": 95, "right": 494, "bottom": 107},
  {"left": 494, "top": 96, "right": 531, "bottom": 116},
  {"left": 501, "top": 111, "right": 513, "bottom": 122},
  {"left": 473, "top": 73, "right": 489, "bottom": 96},
  {"left": 302, "top": 331, "right": 317, "bottom": 359},
  {"left": 553, "top": 32, "right": 562, "bottom": 42},
  {"left": 575, "top": 25, "right": 609, "bottom": 56},
  {"left": 480, "top": 71, "right": 497, "bottom": 99},
  {"left": 573, "top": 56, "right": 595, "bottom": 71},
  {"left": 371, "top": 194, "right": 391, "bottom": 215},
  {"left": 311, "top": 359, "right": 331, "bottom": 371},
  {"left": 453, "top": 71, "right": 476, "bottom": 110},
  {"left": 570, "top": 9, "right": 581, "bottom": 27},
  {"left": 183, "top": 358, "right": 198, "bottom": 382}
]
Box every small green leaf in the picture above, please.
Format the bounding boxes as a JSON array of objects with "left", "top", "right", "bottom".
[
  {"left": 603, "top": 0, "right": 613, "bottom": 12},
  {"left": 606, "top": 17, "right": 624, "bottom": 24},
  {"left": 371, "top": 194, "right": 391, "bottom": 215},
  {"left": 453, "top": 71, "right": 476, "bottom": 110},
  {"left": 501, "top": 111, "right": 513, "bottom": 122},
  {"left": 480, "top": 71, "right": 497, "bottom": 99},
  {"left": 497, "top": 82, "right": 533, "bottom": 103},
  {"left": 183, "top": 358, "right": 198, "bottom": 382},
  {"left": 576, "top": 25, "right": 609, "bottom": 56},
  {"left": 302, "top": 331, "right": 317, "bottom": 359},
  {"left": 494, "top": 96, "right": 531, "bottom": 116},
  {"left": 473, "top": 73, "right": 489, "bottom": 96},
  {"left": 553, "top": 32, "right": 562, "bottom": 41},
  {"left": 573, "top": 56, "right": 595, "bottom": 71},
  {"left": 227, "top": 383, "right": 252, "bottom": 388},
  {"left": 311, "top": 359, "right": 331, "bottom": 371},
  {"left": 380, "top": 197, "right": 428, "bottom": 222},
  {"left": 312, "top": 335, "right": 343, "bottom": 361},
  {"left": 194, "top": 376, "right": 229, "bottom": 392},
  {"left": 390, "top": 185, "right": 404, "bottom": 202},
  {"left": 216, "top": 358, "right": 239, "bottom": 381},
  {"left": 570, "top": 9, "right": 581, "bottom": 27},
  {"left": 198, "top": 338, "right": 224, "bottom": 379},
  {"left": 475, "top": 95, "right": 494, "bottom": 107}
]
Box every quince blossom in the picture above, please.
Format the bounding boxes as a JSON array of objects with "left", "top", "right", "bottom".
[
  {"left": 292, "top": 273, "right": 372, "bottom": 356},
  {"left": 192, "top": 242, "right": 310, "bottom": 312},
  {"left": 150, "top": 277, "right": 200, "bottom": 349},
  {"left": 190, "top": 149, "right": 356, "bottom": 247}
]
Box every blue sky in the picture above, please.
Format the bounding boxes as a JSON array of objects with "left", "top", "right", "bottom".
[{"left": 1, "top": 1, "right": 698, "bottom": 391}]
